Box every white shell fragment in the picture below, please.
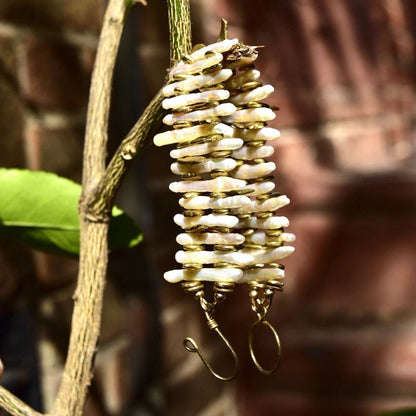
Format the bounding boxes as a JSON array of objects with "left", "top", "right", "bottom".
[
  {"left": 233, "top": 195, "right": 290, "bottom": 214},
  {"left": 234, "top": 127, "right": 281, "bottom": 142},
  {"left": 163, "top": 69, "right": 233, "bottom": 97},
  {"left": 230, "top": 85, "right": 274, "bottom": 106},
  {"left": 174, "top": 214, "right": 239, "bottom": 229},
  {"left": 179, "top": 195, "right": 250, "bottom": 210},
  {"left": 170, "top": 138, "right": 243, "bottom": 159},
  {"left": 235, "top": 216, "right": 290, "bottom": 230},
  {"left": 281, "top": 232, "right": 296, "bottom": 242},
  {"left": 224, "top": 108, "right": 276, "bottom": 124},
  {"left": 169, "top": 52, "right": 223, "bottom": 78},
  {"left": 233, "top": 161, "right": 276, "bottom": 180},
  {"left": 245, "top": 181, "right": 276, "bottom": 196},
  {"left": 163, "top": 89, "right": 230, "bottom": 110},
  {"left": 163, "top": 103, "right": 236, "bottom": 125},
  {"left": 241, "top": 246, "right": 295, "bottom": 264},
  {"left": 232, "top": 145, "right": 274, "bottom": 160},
  {"left": 171, "top": 158, "right": 237, "bottom": 175},
  {"left": 153, "top": 38, "right": 295, "bottom": 285},
  {"left": 164, "top": 268, "right": 243, "bottom": 284},
  {"left": 184, "top": 38, "right": 239, "bottom": 63},
  {"left": 241, "top": 268, "right": 285, "bottom": 282},
  {"left": 250, "top": 231, "right": 296, "bottom": 245},
  {"left": 176, "top": 250, "right": 254, "bottom": 266},
  {"left": 154, "top": 123, "right": 233, "bottom": 147},
  {"left": 169, "top": 176, "right": 246, "bottom": 193},
  {"left": 176, "top": 232, "right": 245, "bottom": 246}
]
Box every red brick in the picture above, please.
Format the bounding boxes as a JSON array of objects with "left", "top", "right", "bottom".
[
  {"left": 159, "top": 278, "right": 188, "bottom": 309},
  {"left": 0, "top": 248, "right": 20, "bottom": 313},
  {"left": 137, "top": 48, "right": 169, "bottom": 99},
  {"left": 205, "top": 0, "right": 416, "bottom": 128},
  {"left": 25, "top": 121, "right": 84, "bottom": 181},
  {"left": 218, "top": 209, "right": 416, "bottom": 339},
  {"left": 144, "top": 143, "right": 175, "bottom": 184},
  {"left": 162, "top": 302, "right": 202, "bottom": 372},
  {"left": 0, "top": 0, "right": 103, "bottom": 33},
  {"left": 22, "top": 38, "right": 90, "bottom": 110},
  {"left": 240, "top": 323, "right": 416, "bottom": 390},
  {"left": 274, "top": 130, "right": 416, "bottom": 208},
  {"left": 32, "top": 252, "right": 78, "bottom": 289},
  {"left": 164, "top": 365, "right": 227, "bottom": 416},
  {"left": 282, "top": 212, "right": 416, "bottom": 318},
  {"left": 0, "top": 36, "right": 17, "bottom": 75},
  {"left": 0, "top": 84, "right": 25, "bottom": 168},
  {"left": 0, "top": 38, "right": 25, "bottom": 168},
  {"left": 134, "top": 0, "right": 170, "bottom": 100},
  {"left": 136, "top": 0, "right": 168, "bottom": 45},
  {"left": 145, "top": 187, "right": 180, "bottom": 258},
  {"left": 230, "top": 322, "right": 416, "bottom": 415}
]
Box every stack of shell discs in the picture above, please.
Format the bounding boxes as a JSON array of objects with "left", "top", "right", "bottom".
[
  {"left": 221, "top": 44, "right": 296, "bottom": 286},
  {"left": 153, "top": 38, "right": 295, "bottom": 288}
]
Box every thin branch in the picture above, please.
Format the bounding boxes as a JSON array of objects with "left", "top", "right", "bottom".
[
  {"left": 81, "top": 0, "right": 128, "bottom": 194},
  {"left": 88, "top": 0, "right": 192, "bottom": 217},
  {"left": 88, "top": 89, "right": 164, "bottom": 217},
  {"left": 52, "top": 0, "right": 128, "bottom": 415},
  {"left": 0, "top": 386, "right": 41, "bottom": 416},
  {"left": 167, "top": 0, "right": 192, "bottom": 64}
]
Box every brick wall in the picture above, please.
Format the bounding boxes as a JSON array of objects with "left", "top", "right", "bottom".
[{"left": 0, "top": 1, "right": 416, "bottom": 416}]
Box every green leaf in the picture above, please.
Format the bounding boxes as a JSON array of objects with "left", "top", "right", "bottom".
[
  {"left": 0, "top": 169, "right": 142, "bottom": 256},
  {"left": 378, "top": 410, "right": 416, "bottom": 416}
]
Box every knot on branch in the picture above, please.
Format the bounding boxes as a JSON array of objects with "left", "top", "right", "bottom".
[
  {"left": 120, "top": 144, "right": 137, "bottom": 160},
  {"left": 84, "top": 206, "right": 112, "bottom": 223}
]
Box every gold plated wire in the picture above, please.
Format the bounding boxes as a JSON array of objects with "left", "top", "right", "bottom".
[
  {"left": 248, "top": 318, "right": 281, "bottom": 375},
  {"left": 184, "top": 324, "right": 239, "bottom": 381},
  {"left": 182, "top": 282, "right": 239, "bottom": 381},
  {"left": 247, "top": 281, "right": 282, "bottom": 374}
]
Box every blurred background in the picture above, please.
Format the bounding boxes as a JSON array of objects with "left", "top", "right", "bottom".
[{"left": 0, "top": 0, "right": 416, "bottom": 415}]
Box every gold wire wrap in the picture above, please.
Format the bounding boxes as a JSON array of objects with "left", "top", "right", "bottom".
[
  {"left": 248, "top": 318, "right": 281, "bottom": 375},
  {"left": 182, "top": 281, "right": 239, "bottom": 380},
  {"left": 247, "top": 281, "right": 282, "bottom": 374},
  {"left": 183, "top": 326, "right": 239, "bottom": 381}
]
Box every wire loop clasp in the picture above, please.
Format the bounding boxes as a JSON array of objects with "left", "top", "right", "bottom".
[
  {"left": 183, "top": 312, "right": 239, "bottom": 381},
  {"left": 248, "top": 317, "right": 281, "bottom": 375}
]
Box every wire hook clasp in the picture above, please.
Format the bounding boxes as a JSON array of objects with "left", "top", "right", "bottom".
[
  {"left": 183, "top": 312, "right": 239, "bottom": 381},
  {"left": 248, "top": 317, "right": 281, "bottom": 375}
]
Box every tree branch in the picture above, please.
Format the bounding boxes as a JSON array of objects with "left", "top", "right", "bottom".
[
  {"left": 88, "top": 89, "right": 164, "bottom": 217},
  {"left": 88, "top": 0, "right": 192, "bottom": 217},
  {"left": 0, "top": 386, "right": 42, "bottom": 416},
  {"left": 0, "top": 359, "right": 40, "bottom": 416},
  {"left": 167, "top": 0, "right": 192, "bottom": 64},
  {"left": 52, "top": 0, "right": 128, "bottom": 415}
]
